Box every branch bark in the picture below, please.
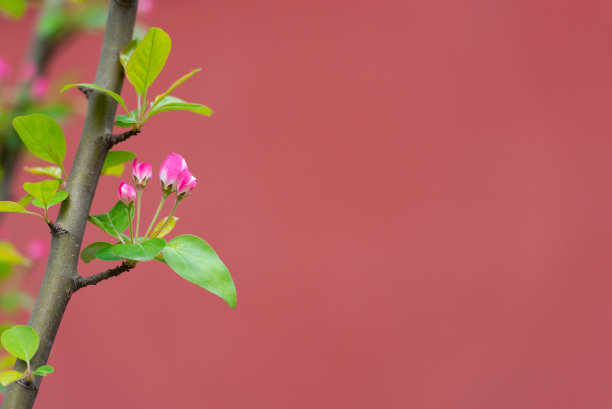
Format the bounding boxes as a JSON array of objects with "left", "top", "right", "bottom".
[
  {"left": 0, "top": 1, "right": 138, "bottom": 408},
  {"left": 74, "top": 262, "right": 135, "bottom": 290}
]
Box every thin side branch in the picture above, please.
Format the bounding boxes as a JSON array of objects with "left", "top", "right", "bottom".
[
  {"left": 103, "top": 128, "right": 141, "bottom": 146},
  {"left": 46, "top": 222, "right": 68, "bottom": 235},
  {"left": 74, "top": 262, "right": 134, "bottom": 291}
]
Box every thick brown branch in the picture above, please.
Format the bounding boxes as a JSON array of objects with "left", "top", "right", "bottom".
[
  {"left": 103, "top": 128, "right": 141, "bottom": 146},
  {"left": 74, "top": 262, "right": 134, "bottom": 290}
]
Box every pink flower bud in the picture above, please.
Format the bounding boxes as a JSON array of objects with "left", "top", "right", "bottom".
[
  {"left": 26, "top": 239, "right": 48, "bottom": 261},
  {"left": 132, "top": 158, "right": 152, "bottom": 187},
  {"left": 31, "top": 77, "right": 49, "bottom": 98},
  {"left": 177, "top": 171, "right": 197, "bottom": 199},
  {"left": 138, "top": 0, "right": 154, "bottom": 14},
  {"left": 118, "top": 181, "right": 137, "bottom": 206},
  {"left": 0, "top": 57, "right": 10, "bottom": 83},
  {"left": 20, "top": 62, "right": 35, "bottom": 81},
  {"left": 159, "top": 152, "right": 188, "bottom": 193}
]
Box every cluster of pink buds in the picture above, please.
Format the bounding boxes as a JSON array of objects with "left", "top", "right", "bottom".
[{"left": 117, "top": 153, "right": 197, "bottom": 242}]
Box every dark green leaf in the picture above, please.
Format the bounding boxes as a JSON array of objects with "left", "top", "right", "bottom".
[
  {"left": 162, "top": 235, "right": 236, "bottom": 308},
  {"left": 13, "top": 115, "right": 66, "bottom": 167},
  {"left": 97, "top": 238, "right": 166, "bottom": 262},
  {"left": 101, "top": 151, "right": 135, "bottom": 174},
  {"left": 88, "top": 201, "right": 133, "bottom": 239},
  {"left": 81, "top": 242, "right": 112, "bottom": 264}
]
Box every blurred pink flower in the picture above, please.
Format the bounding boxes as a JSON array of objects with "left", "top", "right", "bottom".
[
  {"left": 138, "top": 0, "right": 153, "bottom": 14},
  {"left": 0, "top": 57, "right": 10, "bottom": 83},
  {"left": 32, "top": 77, "right": 49, "bottom": 98},
  {"left": 26, "top": 239, "right": 48, "bottom": 261},
  {"left": 20, "top": 62, "right": 36, "bottom": 81}
]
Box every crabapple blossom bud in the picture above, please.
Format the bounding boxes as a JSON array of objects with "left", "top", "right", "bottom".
[
  {"left": 177, "top": 171, "right": 197, "bottom": 199},
  {"left": 0, "top": 57, "right": 10, "bottom": 83},
  {"left": 159, "top": 152, "right": 188, "bottom": 193},
  {"left": 31, "top": 77, "right": 49, "bottom": 98},
  {"left": 132, "top": 158, "right": 152, "bottom": 187},
  {"left": 26, "top": 239, "right": 48, "bottom": 261},
  {"left": 118, "top": 181, "right": 137, "bottom": 206}
]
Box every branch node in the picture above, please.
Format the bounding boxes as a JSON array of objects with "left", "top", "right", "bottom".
[
  {"left": 16, "top": 378, "right": 37, "bottom": 390},
  {"left": 102, "top": 128, "right": 140, "bottom": 147},
  {"left": 77, "top": 85, "right": 92, "bottom": 99},
  {"left": 74, "top": 261, "right": 134, "bottom": 291},
  {"left": 47, "top": 222, "right": 68, "bottom": 235}
]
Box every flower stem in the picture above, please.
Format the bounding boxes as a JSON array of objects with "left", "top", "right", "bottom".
[
  {"left": 135, "top": 187, "right": 143, "bottom": 241},
  {"left": 126, "top": 205, "right": 134, "bottom": 244},
  {"left": 144, "top": 193, "right": 168, "bottom": 239},
  {"left": 152, "top": 197, "right": 181, "bottom": 238}
]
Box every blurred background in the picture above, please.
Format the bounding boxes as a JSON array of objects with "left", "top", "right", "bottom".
[{"left": 2, "top": 0, "right": 612, "bottom": 408}]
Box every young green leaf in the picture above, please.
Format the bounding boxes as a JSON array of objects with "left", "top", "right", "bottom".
[
  {"left": 1, "top": 325, "right": 39, "bottom": 362},
  {"left": 96, "top": 238, "right": 166, "bottom": 262},
  {"left": 81, "top": 242, "right": 112, "bottom": 263},
  {"left": 13, "top": 114, "right": 66, "bottom": 168},
  {"left": 148, "top": 96, "right": 212, "bottom": 118},
  {"left": 150, "top": 216, "right": 178, "bottom": 238},
  {"left": 88, "top": 201, "right": 133, "bottom": 239},
  {"left": 115, "top": 113, "right": 139, "bottom": 128},
  {"left": 23, "top": 180, "right": 59, "bottom": 209},
  {"left": 162, "top": 235, "right": 236, "bottom": 308},
  {"left": 61, "top": 83, "right": 129, "bottom": 114},
  {"left": 0, "top": 355, "right": 16, "bottom": 371},
  {"left": 102, "top": 164, "right": 125, "bottom": 176},
  {"left": 17, "top": 194, "right": 34, "bottom": 207},
  {"left": 101, "top": 151, "right": 136, "bottom": 174},
  {"left": 0, "top": 370, "right": 23, "bottom": 387},
  {"left": 152, "top": 68, "right": 201, "bottom": 106},
  {"left": 0, "top": 290, "right": 34, "bottom": 313},
  {"left": 31, "top": 191, "right": 68, "bottom": 209},
  {"left": 0, "top": 201, "right": 39, "bottom": 216},
  {"left": 120, "top": 38, "right": 139, "bottom": 70},
  {"left": 126, "top": 27, "right": 171, "bottom": 96},
  {"left": 0, "top": 0, "right": 26, "bottom": 18},
  {"left": 32, "top": 365, "right": 53, "bottom": 376},
  {"left": 0, "top": 243, "right": 29, "bottom": 267},
  {"left": 24, "top": 166, "right": 63, "bottom": 180}
]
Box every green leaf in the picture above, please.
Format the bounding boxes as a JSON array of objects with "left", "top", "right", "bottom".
[
  {"left": 0, "top": 370, "right": 23, "bottom": 387},
  {"left": 96, "top": 238, "right": 166, "bottom": 262},
  {"left": 17, "top": 195, "right": 33, "bottom": 208},
  {"left": 101, "top": 151, "right": 135, "bottom": 174},
  {"left": 151, "top": 216, "right": 178, "bottom": 238},
  {"left": 0, "top": 0, "right": 26, "bottom": 18},
  {"left": 115, "top": 114, "right": 139, "bottom": 128},
  {"left": 1, "top": 325, "right": 39, "bottom": 362},
  {"left": 88, "top": 201, "right": 133, "bottom": 239},
  {"left": 0, "top": 201, "right": 38, "bottom": 216},
  {"left": 81, "top": 242, "right": 112, "bottom": 264},
  {"left": 32, "top": 365, "right": 53, "bottom": 376},
  {"left": 23, "top": 166, "right": 62, "bottom": 180},
  {"left": 102, "top": 164, "right": 125, "bottom": 177},
  {"left": 61, "top": 83, "right": 129, "bottom": 114},
  {"left": 162, "top": 235, "right": 236, "bottom": 308},
  {"left": 0, "top": 290, "right": 34, "bottom": 313},
  {"left": 153, "top": 68, "right": 201, "bottom": 106},
  {"left": 126, "top": 27, "right": 171, "bottom": 96},
  {"left": 13, "top": 115, "right": 66, "bottom": 167},
  {"left": 31, "top": 190, "right": 68, "bottom": 209},
  {"left": 149, "top": 96, "right": 212, "bottom": 118},
  {"left": 120, "top": 38, "right": 139, "bottom": 70},
  {"left": 0, "top": 355, "right": 16, "bottom": 371},
  {"left": 0, "top": 243, "right": 28, "bottom": 266},
  {"left": 23, "top": 180, "right": 59, "bottom": 209}
]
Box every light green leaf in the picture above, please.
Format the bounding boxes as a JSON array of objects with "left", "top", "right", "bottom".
[
  {"left": 96, "top": 238, "right": 166, "bottom": 262},
  {"left": 17, "top": 195, "right": 33, "bottom": 208},
  {"left": 32, "top": 191, "right": 68, "bottom": 209},
  {"left": 61, "top": 83, "right": 129, "bottom": 114},
  {"left": 101, "top": 151, "right": 135, "bottom": 174},
  {"left": 102, "top": 163, "right": 125, "bottom": 176},
  {"left": 0, "top": 370, "right": 23, "bottom": 387},
  {"left": 23, "top": 166, "right": 63, "bottom": 180},
  {"left": 81, "top": 242, "right": 112, "bottom": 264},
  {"left": 1, "top": 325, "right": 39, "bottom": 362},
  {"left": 0, "top": 201, "right": 38, "bottom": 216},
  {"left": 32, "top": 365, "right": 53, "bottom": 376},
  {"left": 23, "top": 180, "right": 59, "bottom": 209},
  {"left": 0, "top": 243, "right": 28, "bottom": 266},
  {"left": 120, "top": 38, "right": 139, "bottom": 70},
  {"left": 126, "top": 27, "right": 171, "bottom": 96},
  {"left": 153, "top": 68, "right": 201, "bottom": 106},
  {"left": 162, "top": 235, "right": 236, "bottom": 308},
  {"left": 0, "top": 290, "right": 34, "bottom": 313},
  {"left": 0, "top": 0, "right": 26, "bottom": 18},
  {"left": 13, "top": 115, "right": 66, "bottom": 167},
  {"left": 149, "top": 96, "right": 212, "bottom": 118},
  {"left": 115, "top": 113, "right": 139, "bottom": 128},
  {"left": 151, "top": 216, "right": 178, "bottom": 238},
  {"left": 88, "top": 201, "right": 133, "bottom": 239},
  {"left": 0, "top": 355, "right": 16, "bottom": 371}
]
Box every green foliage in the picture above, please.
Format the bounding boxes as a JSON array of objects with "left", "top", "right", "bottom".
[
  {"left": 81, "top": 242, "right": 112, "bottom": 263},
  {"left": 149, "top": 96, "right": 212, "bottom": 118},
  {"left": 153, "top": 69, "right": 201, "bottom": 105},
  {"left": 23, "top": 180, "right": 62, "bottom": 215},
  {"left": 0, "top": 370, "right": 23, "bottom": 387},
  {"left": 61, "top": 83, "right": 129, "bottom": 113},
  {"left": 88, "top": 201, "right": 134, "bottom": 239},
  {"left": 120, "top": 38, "right": 139, "bottom": 70},
  {"left": 24, "top": 166, "right": 63, "bottom": 180},
  {"left": 0, "top": 355, "right": 16, "bottom": 371},
  {"left": 0, "top": 291, "right": 34, "bottom": 314},
  {"left": 1, "top": 325, "right": 39, "bottom": 362},
  {"left": 31, "top": 191, "right": 69, "bottom": 209},
  {"left": 115, "top": 113, "right": 140, "bottom": 128},
  {"left": 12, "top": 115, "right": 66, "bottom": 170},
  {"left": 101, "top": 151, "right": 135, "bottom": 176},
  {"left": 0, "top": 0, "right": 25, "bottom": 18},
  {"left": 32, "top": 365, "right": 53, "bottom": 376},
  {"left": 151, "top": 216, "right": 178, "bottom": 238},
  {"left": 126, "top": 27, "right": 171, "bottom": 96},
  {"left": 162, "top": 235, "right": 236, "bottom": 308},
  {"left": 0, "top": 201, "right": 38, "bottom": 216},
  {"left": 96, "top": 238, "right": 166, "bottom": 262}
]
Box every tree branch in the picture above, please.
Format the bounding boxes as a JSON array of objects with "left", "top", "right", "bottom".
[
  {"left": 103, "top": 128, "right": 141, "bottom": 146},
  {"left": 0, "top": 1, "right": 139, "bottom": 408},
  {"left": 74, "top": 262, "right": 134, "bottom": 291}
]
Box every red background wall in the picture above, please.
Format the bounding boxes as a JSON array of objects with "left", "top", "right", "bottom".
[{"left": 2, "top": 0, "right": 612, "bottom": 408}]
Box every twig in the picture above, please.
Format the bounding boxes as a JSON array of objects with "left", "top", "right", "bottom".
[
  {"left": 103, "top": 128, "right": 141, "bottom": 146},
  {"left": 74, "top": 262, "right": 134, "bottom": 290}
]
